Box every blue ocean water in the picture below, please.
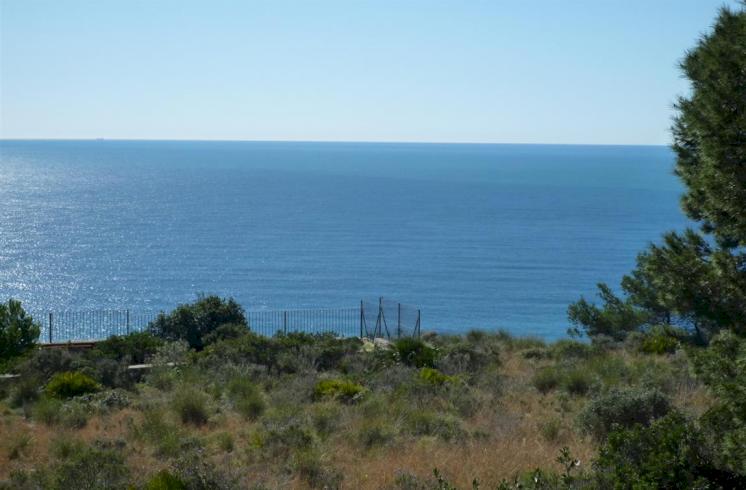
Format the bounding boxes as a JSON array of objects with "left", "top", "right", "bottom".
[{"left": 0, "top": 140, "right": 688, "bottom": 339}]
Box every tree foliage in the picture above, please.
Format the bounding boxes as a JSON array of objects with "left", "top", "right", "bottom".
[
  {"left": 569, "top": 5, "right": 746, "bottom": 343},
  {"left": 148, "top": 295, "right": 246, "bottom": 350},
  {"left": 567, "top": 283, "right": 647, "bottom": 340},
  {"left": 0, "top": 299, "right": 40, "bottom": 365},
  {"left": 672, "top": 6, "right": 746, "bottom": 248},
  {"left": 690, "top": 330, "right": 746, "bottom": 475}
]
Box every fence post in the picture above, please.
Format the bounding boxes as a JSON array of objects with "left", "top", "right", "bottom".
[
  {"left": 48, "top": 312, "right": 53, "bottom": 343},
  {"left": 397, "top": 303, "right": 401, "bottom": 338},
  {"left": 126, "top": 309, "right": 130, "bottom": 335},
  {"left": 283, "top": 311, "right": 287, "bottom": 334},
  {"left": 359, "top": 300, "right": 364, "bottom": 338},
  {"left": 416, "top": 309, "right": 421, "bottom": 338}
]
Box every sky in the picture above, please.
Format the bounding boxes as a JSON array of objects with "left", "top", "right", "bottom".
[{"left": 0, "top": 0, "right": 741, "bottom": 145}]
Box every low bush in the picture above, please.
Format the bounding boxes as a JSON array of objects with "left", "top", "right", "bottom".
[
  {"left": 583, "top": 355, "right": 630, "bottom": 388},
  {"left": 436, "top": 340, "right": 497, "bottom": 374},
  {"left": 5, "top": 432, "right": 32, "bottom": 460},
  {"left": 293, "top": 449, "right": 344, "bottom": 489},
  {"left": 148, "top": 295, "right": 247, "bottom": 350},
  {"left": 357, "top": 421, "right": 395, "bottom": 448},
  {"left": 32, "top": 397, "right": 63, "bottom": 425},
  {"left": 578, "top": 387, "right": 671, "bottom": 440},
  {"left": 202, "top": 323, "right": 249, "bottom": 346},
  {"left": 15, "top": 348, "right": 76, "bottom": 382},
  {"left": 171, "top": 388, "right": 210, "bottom": 425},
  {"left": 310, "top": 402, "right": 341, "bottom": 437},
  {"left": 594, "top": 412, "right": 746, "bottom": 488},
  {"left": 532, "top": 367, "right": 561, "bottom": 394},
  {"left": 561, "top": 368, "right": 594, "bottom": 396},
  {"left": 418, "top": 367, "right": 456, "bottom": 385},
  {"left": 226, "top": 377, "right": 265, "bottom": 420},
  {"left": 406, "top": 410, "right": 466, "bottom": 441},
  {"left": 639, "top": 326, "right": 681, "bottom": 354},
  {"left": 90, "top": 331, "right": 163, "bottom": 365},
  {"left": 255, "top": 415, "right": 318, "bottom": 458},
  {"left": 145, "top": 470, "right": 187, "bottom": 490},
  {"left": 41, "top": 444, "right": 130, "bottom": 489},
  {"left": 550, "top": 339, "right": 593, "bottom": 360},
  {"left": 45, "top": 371, "right": 99, "bottom": 399},
  {"left": 394, "top": 338, "right": 437, "bottom": 368},
  {"left": 131, "top": 408, "right": 188, "bottom": 458},
  {"left": 170, "top": 449, "right": 239, "bottom": 490},
  {"left": 58, "top": 401, "right": 90, "bottom": 429},
  {"left": 539, "top": 418, "right": 562, "bottom": 442},
  {"left": 313, "top": 378, "right": 365, "bottom": 403},
  {"left": 214, "top": 432, "right": 234, "bottom": 453},
  {"left": 9, "top": 376, "right": 41, "bottom": 407}
]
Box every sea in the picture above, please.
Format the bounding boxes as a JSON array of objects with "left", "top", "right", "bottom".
[{"left": 0, "top": 140, "right": 689, "bottom": 339}]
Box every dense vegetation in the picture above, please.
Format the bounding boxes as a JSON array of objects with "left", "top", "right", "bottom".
[{"left": 0, "top": 3, "right": 744, "bottom": 489}]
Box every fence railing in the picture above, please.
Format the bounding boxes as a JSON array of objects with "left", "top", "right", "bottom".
[{"left": 29, "top": 297, "right": 421, "bottom": 344}]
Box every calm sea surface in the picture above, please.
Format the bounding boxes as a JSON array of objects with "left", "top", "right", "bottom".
[{"left": 0, "top": 140, "right": 688, "bottom": 339}]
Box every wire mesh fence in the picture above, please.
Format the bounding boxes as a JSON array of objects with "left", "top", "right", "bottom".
[
  {"left": 361, "top": 297, "right": 421, "bottom": 339},
  {"left": 29, "top": 297, "right": 420, "bottom": 344},
  {"left": 245, "top": 308, "right": 361, "bottom": 338},
  {"left": 29, "top": 310, "right": 159, "bottom": 344}
]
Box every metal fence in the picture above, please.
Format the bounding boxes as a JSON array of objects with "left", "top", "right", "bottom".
[
  {"left": 29, "top": 310, "right": 159, "bottom": 344},
  {"left": 30, "top": 297, "right": 421, "bottom": 344}
]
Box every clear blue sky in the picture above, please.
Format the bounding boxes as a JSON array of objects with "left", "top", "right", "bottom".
[{"left": 0, "top": 0, "right": 740, "bottom": 144}]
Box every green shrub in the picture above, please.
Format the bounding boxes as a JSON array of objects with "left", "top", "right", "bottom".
[
  {"left": 145, "top": 470, "right": 187, "bottom": 490},
  {"left": 532, "top": 367, "right": 561, "bottom": 394},
  {"left": 90, "top": 331, "right": 163, "bottom": 364},
  {"left": 9, "top": 376, "right": 41, "bottom": 407},
  {"left": 583, "top": 355, "right": 630, "bottom": 388},
  {"left": 169, "top": 450, "right": 239, "bottom": 490},
  {"left": 639, "top": 327, "right": 680, "bottom": 354},
  {"left": 32, "top": 397, "right": 63, "bottom": 425},
  {"left": 215, "top": 432, "right": 234, "bottom": 453},
  {"left": 561, "top": 368, "right": 594, "bottom": 396},
  {"left": 59, "top": 401, "right": 90, "bottom": 429},
  {"left": 5, "top": 432, "right": 32, "bottom": 460},
  {"left": 44, "top": 444, "right": 130, "bottom": 489},
  {"left": 578, "top": 387, "right": 671, "bottom": 441},
  {"left": 0, "top": 299, "right": 40, "bottom": 366},
  {"left": 171, "top": 388, "right": 210, "bottom": 425},
  {"left": 226, "top": 377, "right": 266, "bottom": 420},
  {"left": 394, "top": 338, "right": 437, "bottom": 368},
  {"left": 313, "top": 378, "right": 365, "bottom": 403},
  {"left": 254, "top": 416, "right": 318, "bottom": 457},
  {"left": 437, "top": 340, "right": 496, "bottom": 374},
  {"left": 539, "top": 418, "right": 562, "bottom": 442},
  {"left": 293, "top": 449, "right": 343, "bottom": 489},
  {"left": 15, "top": 348, "right": 75, "bottom": 381},
  {"left": 148, "top": 295, "right": 247, "bottom": 350},
  {"left": 406, "top": 411, "right": 466, "bottom": 441},
  {"left": 593, "top": 412, "right": 741, "bottom": 488},
  {"left": 690, "top": 330, "right": 746, "bottom": 474},
  {"left": 45, "top": 371, "right": 99, "bottom": 399},
  {"left": 310, "top": 402, "right": 341, "bottom": 436},
  {"left": 418, "top": 367, "right": 456, "bottom": 385},
  {"left": 131, "top": 408, "right": 186, "bottom": 458},
  {"left": 357, "top": 421, "right": 395, "bottom": 448},
  {"left": 550, "top": 339, "right": 593, "bottom": 360},
  {"left": 499, "top": 333, "right": 546, "bottom": 351},
  {"left": 202, "top": 323, "right": 249, "bottom": 346}
]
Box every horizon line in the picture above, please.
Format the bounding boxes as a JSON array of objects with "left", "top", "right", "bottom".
[{"left": 0, "top": 137, "right": 670, "bottom": 147}]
